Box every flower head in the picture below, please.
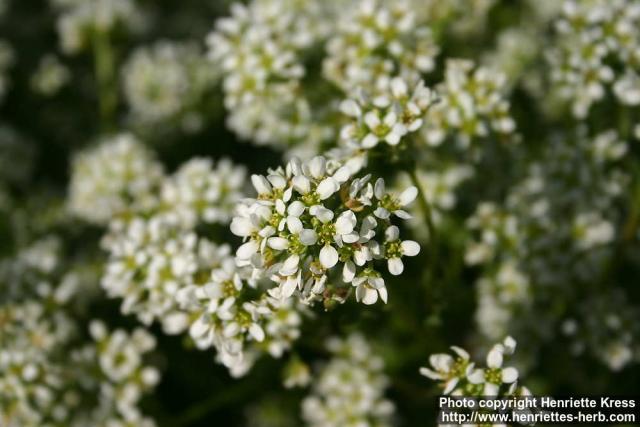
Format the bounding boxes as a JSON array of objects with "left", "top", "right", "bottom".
[{"left": 231, "top": 156, "right": 420, "bottom": 306}]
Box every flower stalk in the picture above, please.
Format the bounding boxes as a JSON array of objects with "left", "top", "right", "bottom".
[{"left": 93, "top": 28, "right": 117, "bottom": 130}]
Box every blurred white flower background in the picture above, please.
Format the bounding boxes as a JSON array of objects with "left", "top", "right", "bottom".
[{"left": 1, "top": 0, "right": 639, "bottom": 426}]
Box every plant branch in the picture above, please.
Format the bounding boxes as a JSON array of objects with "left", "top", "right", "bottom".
[
  {"left": 92, "top": 28, "right": 117, "bottom": 131},
  {"left": 407, "top": 168, "right": 436, "bottom": 252},
  {"left": 169, "top": 380, "right": 257, "bottom": 427},
  {"left": 407, "top": 167, "right": 442, "bottom": 319}
]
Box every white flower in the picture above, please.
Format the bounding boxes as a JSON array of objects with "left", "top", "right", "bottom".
[
  {"left": 549, "top": 0, "right": 640, "bottom": 117},
  {"left": 161, "top": 157, "right": 246, "bottom": 228},
  {"left": 373, "top": 178, "right": 417, "bottom": 219},
  {"left": 302, "top": 334, "right": 394, "bottom": 427},
  {"left": 68, "top": 134, "right": 164, "bottom": 224},
  {"left": 123, "top": 41, "right": 217, "bottom": 129},
  {"left": 53, "top": 0, "right": 145, "bottom": 55},
  {"left": 206, "top": 0, "right": 329, "bottom": 148},
  {"left": 422, "top": 59, "right": 514, "bottom": 146},
  {"left": 383, "top": 226, "right": 420, "bottom": 276},
  {"left": 340, "top": 78, "right": 436, "bottom": 150},
  {"left": 231, "top": 156, "right": 416, "bottom": 306},
  {"left": 468, "top": 339, "right": 519, "bottom": 395},
  {"left": 421, "top": 337, "right": 527, "bottom": 398},
  {"left": 324, "top": 0, "right": 438, "bottom": 94},
  {"left": 353, "top": 273, "right": 387, "bottom": 305}
]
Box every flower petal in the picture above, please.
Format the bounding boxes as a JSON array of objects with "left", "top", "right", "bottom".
[
  {"left": 308, "top": 156, "right": 326, "bottom": 179},
  {"left": 385, "top": 225, "right": 399, "bottom": 242},
  {"left": 401, "top": 240, "right": 420, "bottom": 256},
  {"left": 267, "top": 237, "right": 289, "bottom": 250},
  {"left": 299, "top": 229, "right": 318, "bottom": 246},
  {"left": 502, "top": 367, "right": 519, "bottom": 383},
  {"left": 388, "top": 257, "right": 404, "bottom": 275},
  {"left": 399, "top": 186, "right": 418, "bottom": 206},
  {"left": 378, "top": 286, "right": 388, "bottom": 304},
  {"left": 467, "top": 369, "right": 485, "bottom": 384},
  {"left": 251, "top": 175, "right": 272, "bottom": 195},
  {"left": 319, "top": 245, "right": 339, "bottom": 269},
  {"left": 287, "top": 216, "right": 303, "bottom": 234},
  {"left": 335, "top": 211, "right": 356, "bottom": 235},
  {"left": 236, "top": 241, "right": 258, "bottom": 259},
  {"left": 317, "top": 177, "right": 339, "bottom": 200},
  {"left": 487, "top": 346, "right": 504, "bottom": 369},
  {"left": 279, "top": 254, "right": 300, "bottom": 276},
  {"left": 342, "top": 261, "right": 356, "bottom": 282},
  {"left": 364, "top": 111, "right": 381, "bottom": 129},
  {"left": 361, "top": 286, "right": 379, "bottom": 305},
  {"left": 249, "top": 324, "right": 265, "bottom": 342}
]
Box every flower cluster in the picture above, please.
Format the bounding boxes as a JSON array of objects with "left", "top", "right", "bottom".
[
  {"left": 420, "top": 336, "right": 529, "bottom": 397},
  {"left": 102, "top": 215, "right": 303, "bottom": 376},
  {"left": 0, "top": 211, "right": 159, "bottom": 426},
  {"left": 101, "top": 217, "right": 218, "bottom": 332},
  {"left": 231, "top": 156, "right": 420, "bottom": 306},
  {"left": 339, "top": 77, "right": 436, "bottom": 150},
  {"left": 482, "top": 27, "right": 540, "bottom": 88},
  {"left": 0, "top": 236, "right": 64, "bottom": 302},
  {"left": 548, "top": 0, "right": 640, "bottom": 118},
  {"left": 79, "top": 136, "right": 306, "bottom": 378},
  {"left": 122, "top": 41, "right": 218, "bottom": 132},
  {"left": 51, "top": 0, "right": 145, "bottom": 55},
  {"left": 323, "top": 0, "right": 438, "bottom": 94},
  {"left": 69, "top": 134, "right": 246, "bottom": 227},
  {"left": 475, "top": 261, "right": 531, "bottom": 341},
  {"left": 160, "top": 157, "right": 246, "bottom": 228},
  {"left": 0, "top": 303, "right": 159, "bottom": 426},
  {"left": 422, "top": 59, "right": 516, "bottom": 147},
  {"left": 177, "top": 256, "right": 303, "bottom": 377},
  {"left": 562, "top": 291, "right": 640, "bottom": 372},
  {"left": 68, "top": 133, "right": 164, "bottom": 225},
  {"left": 76, "top": 321, "right": 160, "bottom": 426},
  {"left": 301, "top": 334, "right": 394, "bottom": 427},
  {"left": 31, "top": 54, "right": 70, "bottom": 97},
  {"left": 206, "top": 0, "right": 334, "bottom": 147},
  {"left": 0, "top": 301, "right": 74, "bottom": 427},
  {"left": 466, "top": 130, "right": 630, "bottom": 365}
]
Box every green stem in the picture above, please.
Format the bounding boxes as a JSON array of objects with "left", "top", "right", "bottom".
[
  {"left": 407, "top": 167, "right": 440, "bottom": 319},
  {"left": 407, "top": 168, "right": 436, "bottom": 249},
  {"left": 618, "top": 105, "right": 632, "bottom": 140},
  {"left": 92, "top": 28, "right": 117, "bottom": 131},
  {"left": 623, "top": 166, "right": 640, "bottom": 242},
  {"left": 170, "top": 380, "right": 256, "bottom": 427}
]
